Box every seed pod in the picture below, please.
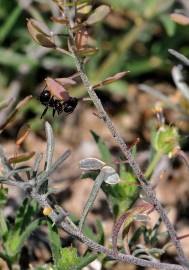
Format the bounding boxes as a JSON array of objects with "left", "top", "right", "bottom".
[
  {"left": 79, "top": 158, "right": 105, "bottom": 171},
  {"left": 27, "top": 18, "right": 56, "bottom": 48}
]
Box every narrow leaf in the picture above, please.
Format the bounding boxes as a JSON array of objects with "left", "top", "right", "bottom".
[
  {"left": 16, "top": 124, "right": 31, "bottom": 146},
  {"left": 79, "top": 169, "right": 106, "bottom": 230},
  {"left": 45, "top": 122, "right": 55, "bottom": 172},
  {"left": 0, "top": 95, "right": 32, "bottom": 131},
  {"left": 47, "top": 221, "right": 61, "bottom": 265},
  {"left": 0, "top": 209, "right": 8, "bottom": 237},
  {"left": 77, "top": 47, "right": 98, "bottom": 56},
  {"left": 91, "top": 131, "right": 112, "bottom": 164},
  {"left": 0, "top": 5, "right": 22, "bottom": 44},
  {"left": 86, "top": 5, "right": 111, "bottom": 25},
  {"left": 8, "top": 152, "right": 35, "bottom": 164},
  {"left": 57, "top": 247, "right": 81, "bottom": 269},
  {"left": 93, "top": 71, "right": 129, "bottom": 89},
  {"left": 27, "top": 18, "right": 56, "bottom": 48},
  {"left": 112, "top": 203, "right": 151, "bottom": 255},
  {"left": 79, "top": 158, "right": 105, "bottom": 171}
]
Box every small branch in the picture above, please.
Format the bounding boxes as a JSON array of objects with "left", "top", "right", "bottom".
[
  {"left": 79, "top": 170, "right": 105, "bottom": 230},
  {"left": 37, "top": 149, "right": 71, "bottom": 187},
  {"left": 28, "top": 185, "right": 185, "bottom": 270},
  {"left": 33, "top": 152, "right": 43, "bottom": 177},
  {"left": 60, "top": 220, "right": 184, "bottom": 270},
  {"left": 44, "top": 121, "right": 55, "bottom": 172},
  {"left": 70, "top": 48, "right": 187, "bottom": 265},
  {"left": 64, "top": 12, "right": 188, "bottom": 265},
  {"left": 0, "top": 142, "right": 185, "bottom": 270}
]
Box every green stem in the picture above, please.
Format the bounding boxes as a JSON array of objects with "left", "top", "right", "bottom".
[{"left": 144, "top": 151, "right": 162, "bottom": 180}]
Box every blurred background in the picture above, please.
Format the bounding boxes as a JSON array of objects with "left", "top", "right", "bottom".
[{"left": 1, "top": 0, "right": 189, "bottom": 269}]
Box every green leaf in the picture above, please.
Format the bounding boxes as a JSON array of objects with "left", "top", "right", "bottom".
[
  {"left": 95, "top": 219, "right": 105, "bottom": 245},
  {"left": 68, "top": 252, "right": 101, "bottom": 270},
  {"left": 103, "top": 167, "right": 138, "bottom": 217},
  {"left": 4, "top": 199, "right": 40, "bottom": 258},
  {"left": 82, "top": 219, "right": 104, "bottom": 244},
  {"left": 14, "top": 198, "right": 38, "bottom": 231},
  {"left": 4, "top": 219, "right": 41, "bottom": 258},
  {"left": 0, "top": 209, "right": 8, "bottom": 238},
  {"left": 0, "top": 187, "right": 8, "bottom": 207},
  {"left": 90, "top": 131, "right": 112, "bottom": 164},
  {"left": 0, "top": 5, "right": 22, "bottom": 44},
  {"left": 159, "top": 14, "right": 176, "bottom": 37},
  {"left": 129, "top": 226, "right": 146, "bottom": 246},
  {"left": 17, "top": 219, "right": 41, "bottom": 250},
  {"left": 47, "top": 222, "right": 61, "bottom": 265},
  {"left": 56, "top": 247, "right": 81, "bottom": 270},
  {"left": 0, "top": 48, "right": 38, "bottom": 68},
  {"left": 105, "top": 80, "right": 128, "bottom": 96}
]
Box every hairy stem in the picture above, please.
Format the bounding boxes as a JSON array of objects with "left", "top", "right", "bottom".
[
  {"left": 144, "top": 151, "right": 162, "bottom": 179},
  {"left": 71, "top": 48, "right": 187, "bottom": 264},
  {"left": 64, "top": 8, "right": 187, "bottom": 264},
  {"left": 30, "top": 188, "right": 184, "bottom": 270}
]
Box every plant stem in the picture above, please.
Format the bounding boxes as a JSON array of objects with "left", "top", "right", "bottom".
[
  {"left": 67, "top": 32, "right": 188, "bottom": 267},
  {"left": 31, "top": 189, "right": 184, "bottom": 270},
  {"left": 144, "top": 151, "right": 162, "bottom": 179}
]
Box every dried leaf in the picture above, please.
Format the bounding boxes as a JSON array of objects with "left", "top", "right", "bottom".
[
  {"left": 0, "top": 96, "right": 32, "bottom": 131},
  {"left": 27, "top": 19, "right": 56, "bottom": 48},
  {"left": 79, "top": 158, "right": 105, "bottom": 170},
  {"left": 93, "top": 71, "right": 129, "bottom": 89},
  {"left": 170, "top": 13, "right": 189, "bottom": 25},
  {"left": 16, "top": 124, "right": 31, "bottom": 146},
  {"left": 101, "top": 166, "right": 120, "bottom": 185},
  {"left": 16, "top": 95, "right": 33, "bottom": 110},
  {"left": 86, "top": 5, "right": 111, "bottom": 25},
  {"left": 75, "top": 29, "right": 89, "bottom": 49},
  {"left": 9, "top": 152, "right": 35, "bottom": 164},
  {"left": 0, "top": 98, "right": 13, "bottom": 111},
  {"left": 27, "top": 18, "right": 52, "bottom": 36},
  {"left": 112, "top": 203, "right": 151, "bottom": 255},
  {"left": 77, "top": 47, "right": 98, "bottom": 56},
  {"left": 51, "top": 16, "right": 68, "bottom": 24}
]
